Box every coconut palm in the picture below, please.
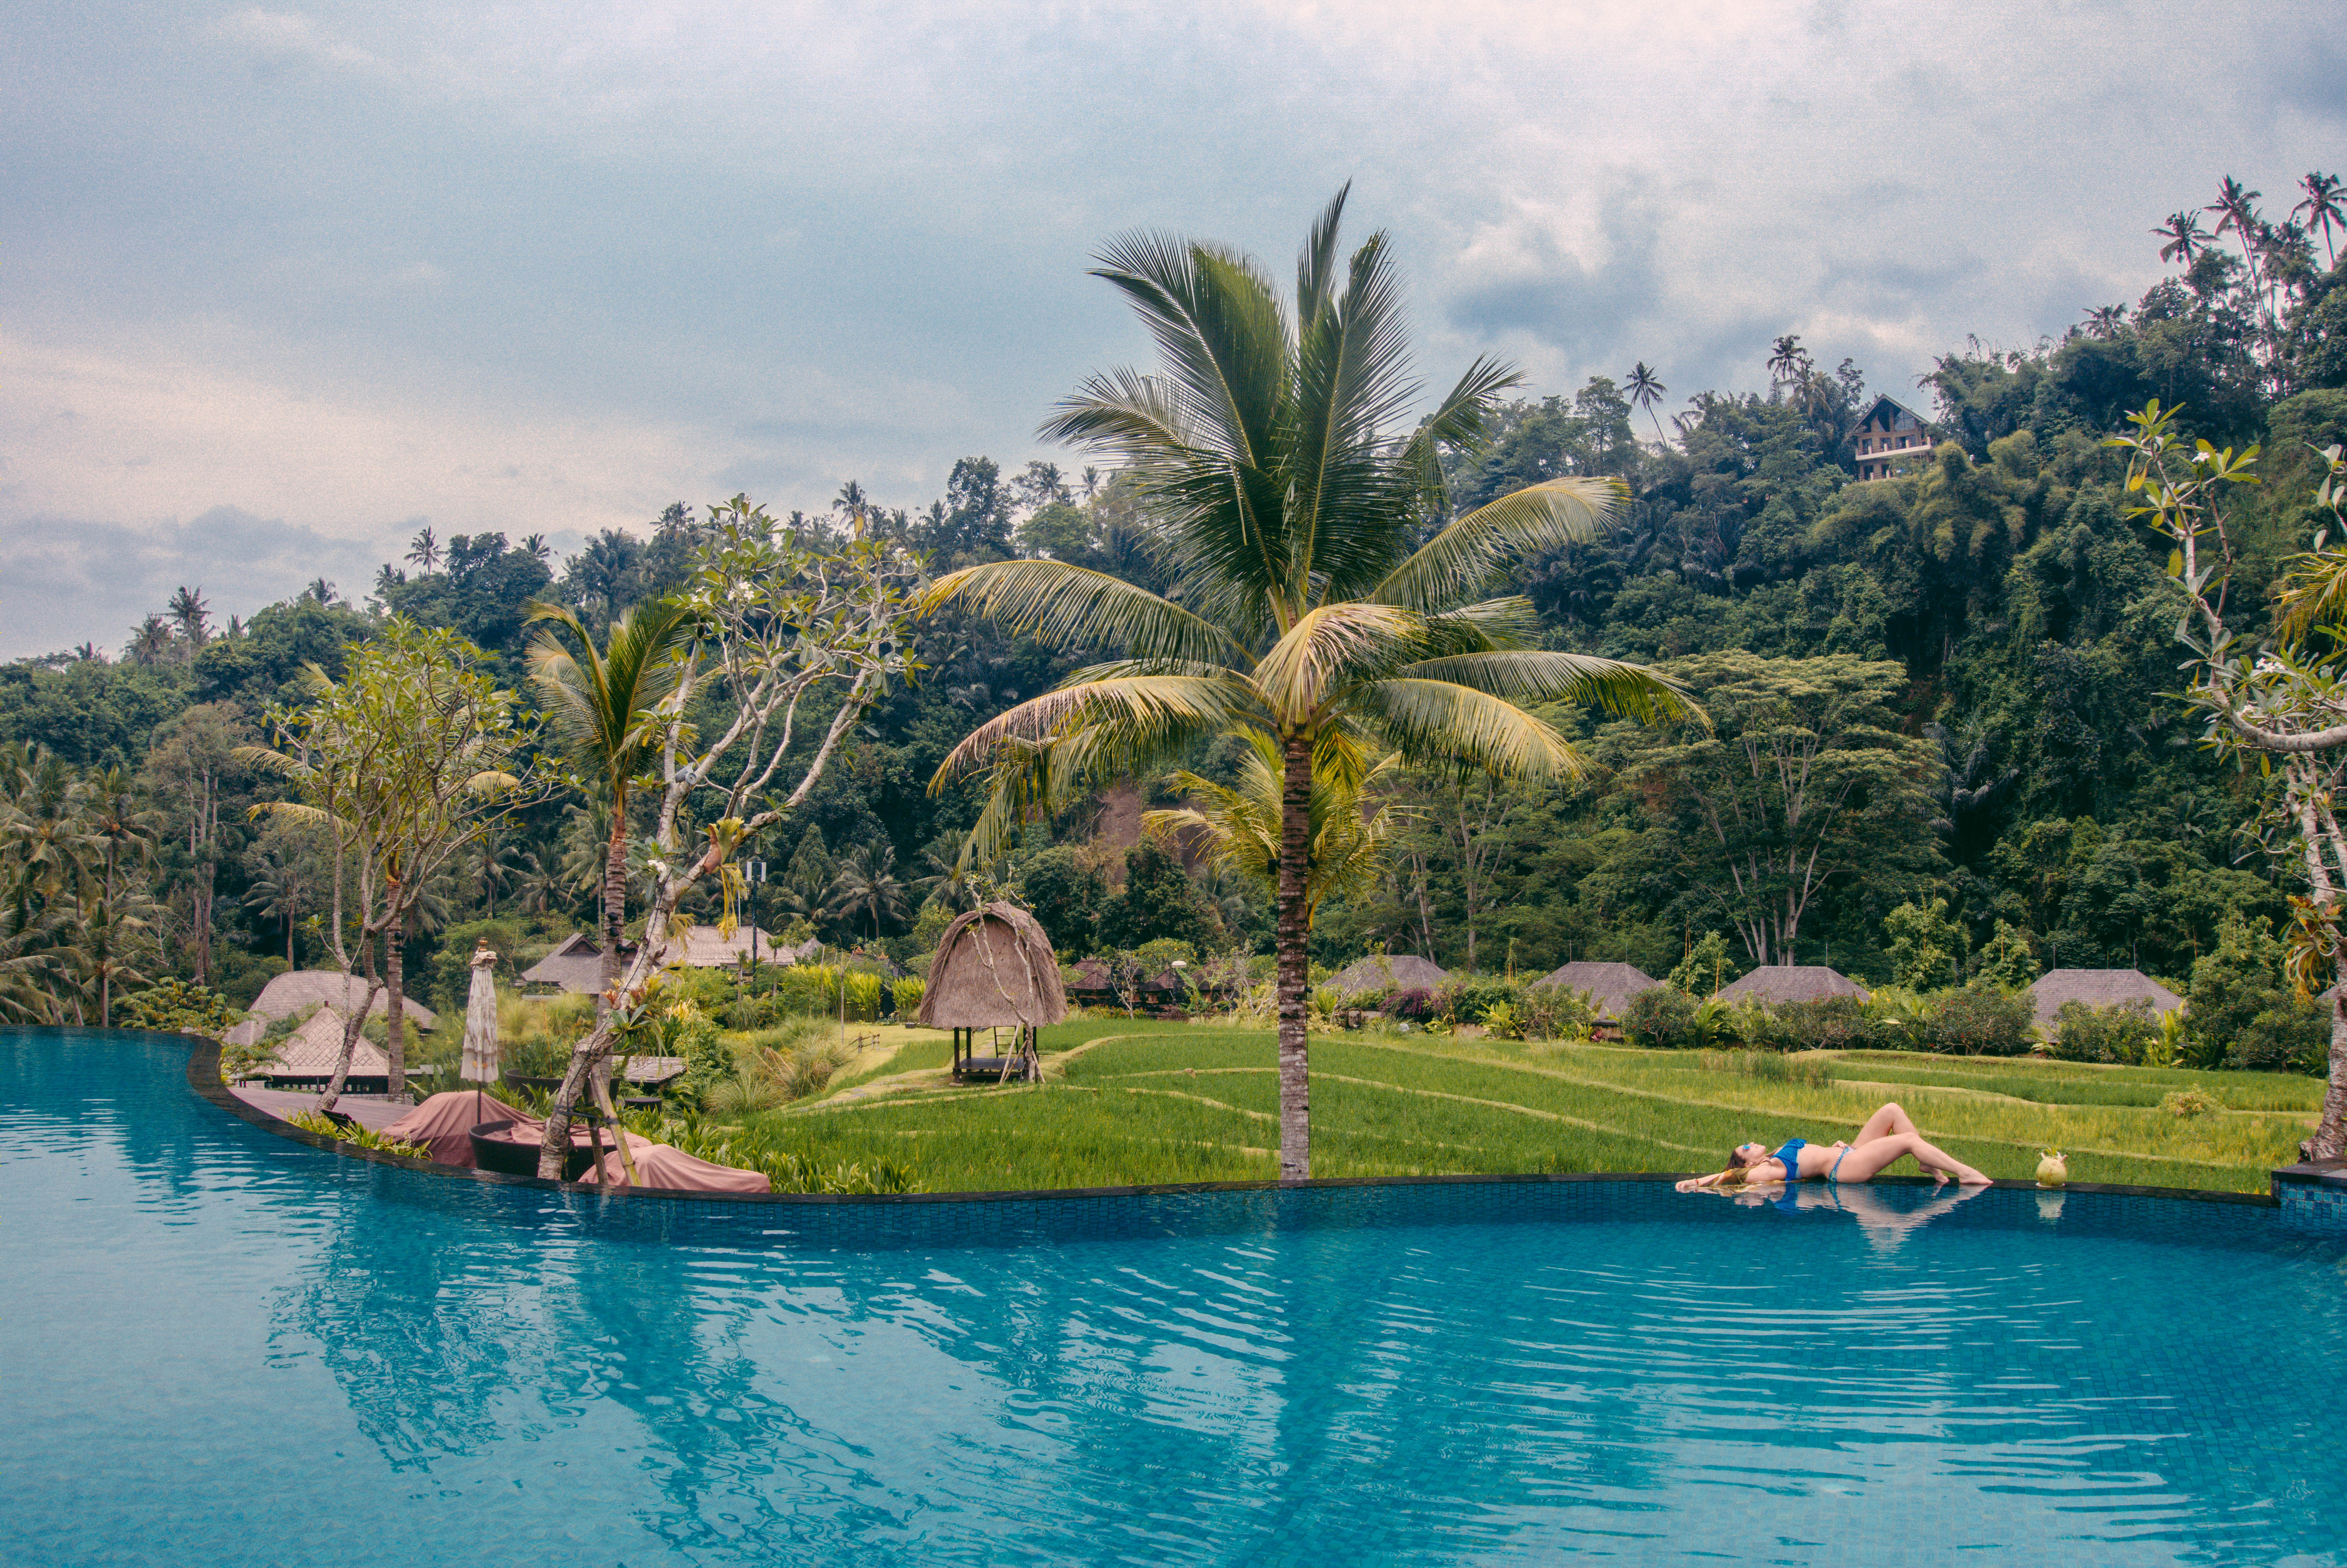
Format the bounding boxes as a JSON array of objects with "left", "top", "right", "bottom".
[
  {"left": 525, "top": 599, "right": 703, "bottom": 1005},
  {"left": 167, "top": 586, "right": 211, "bottom": 652},
  {"left": 1766, "top": 335, "right": 1810, "bottom": 396},
  {"left": 2154, "top": 211, "right": 2205, "bottom": 266},
  {"left": 1625, "top": 362, "right": 1668, "bottom": 444},
  {"left": 2294, "top": 171, "right": 2344, "bottom": 269},
  {"left": 407, "top": 526, "right": 441, "bottom": 573},
  {"left": 1142, "top": 734, "right": 1402, "bottom": 930},
  {"left": 923, "top": 188, "right": 1699, "bottom": 1177},
  {"left": 825, "top": 843, "right": 909, "bottom": 940},
  {"left": 243, "top": 848, "right": 312, "bottom": 965}
]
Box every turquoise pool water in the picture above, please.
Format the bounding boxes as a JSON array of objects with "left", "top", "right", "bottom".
[{"left": 4, "top": 1030, "right": 2344, "bottom": 1567}]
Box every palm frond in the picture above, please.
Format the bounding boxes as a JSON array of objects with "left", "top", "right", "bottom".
[
  {"left": 1353, "top": 678, "right": 1586, "bottom": 783},
  {"left": 1398, "top": 652, "right": 1705, "bottom": 726},
  {"left": 1252, "top": 602, "right": 1422, "bottom": 726},
  {"left": 919, "top": 559, "right": 1250, "bottom": 667},
  {"left": 929, "top": 674, "right": 1262, "bottom": 788},
  {"left": 1396, "top": 356, "right": 1524, "bottom": 513},
  {"left": 1374, "top": 477, "right": 1626, "bottom": 611}
]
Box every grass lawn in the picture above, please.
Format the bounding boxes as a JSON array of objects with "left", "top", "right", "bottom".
[{"left": 725, "top": 1016, "right": 2322, "bottom": 1195}]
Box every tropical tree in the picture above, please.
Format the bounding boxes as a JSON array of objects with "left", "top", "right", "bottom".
[
  {"left": 167, "top": 586, "right": 212, "bottom": 652},
  {"left": 825, "top": 843, "right": 909, "bottom": 940},
  {"left": 2112, "top": 404, "right": 2347, "bottom": 1157},
  {"left": 407, "top": 526, "right": 441, "bottom": 574},
  {"left": 526, "top": 598, "right": 703, "bottom": 1005},
  {"left": 241, "top": 617, "right": 534, "bottom": 1106},
  {"left": 1625, "top": 362, "right": 1668, "bottom": 444},
  {"left": 527, "top": 498, "right": 921, "bottom": 1179},
  {"left": 2155, "top": 210, "right": 2206, "bottom": 266},
  {"left": 2294, "top": 171, "right": 2344, "bottom": 269},
  {"left": 922, "top": 189, "right": 1697, "bottom": 1177}
]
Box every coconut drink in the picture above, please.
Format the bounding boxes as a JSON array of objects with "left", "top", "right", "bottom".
[{"left": 2036, "top": 1150, "right": 2068, "bottom": 1188}]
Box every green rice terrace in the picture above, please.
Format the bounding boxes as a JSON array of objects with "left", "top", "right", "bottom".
[{"left": 728, "top": 1017, "right": 2320, "bottom": 1195}]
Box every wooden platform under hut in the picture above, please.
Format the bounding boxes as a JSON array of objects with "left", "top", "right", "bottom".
[{"left": 917, "top": 901, "right": 1068, "bottom": 1084}]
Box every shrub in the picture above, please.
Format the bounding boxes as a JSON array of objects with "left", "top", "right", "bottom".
[
  {"left": 1769, "top": 996, "right": 1875, "bottom": 1052},
  {"left": 1387, "top": 986, "right": 1437, "bottom": 1021},
  {"left": 1924, "top": 983, "right": 2034, "bottom": 1056},
  {"left": 2160, "top": 1085, "right": 2220, "bottom": 1118},
  {"left": 1622, "top": 986, "right": 1701, "bottom": 1049},
  {"left": 285, "top": 1110, "right": 428, "bottom": 1157},
  {"left": 119, "top": 978, "right": 242, "bottom": 1038},
  {"left": 1516, "top": 985, "right": 1596, "bottom": 1042},
  {"left": 842, "top": 971, "right": 884, "bottom": 1022},
  {"left": 2229, "top": 1000, "right": 2329, "bottom": 1074},
  {"left": 890, "top": 976, "right": 926, "bottom": 1018},
  {"left": 1698, "top": 1048, "right": 1831, "bottom": 1089},
  {"left": 1478, "top": 1000, "right": 1522, "bottom": 1040},
  {"left": 2048, "top": 999, "right": 2160, "bottom": 1064},
  {"left": 1435, "top": 976, "right": 1524, "bottom": 1025}
]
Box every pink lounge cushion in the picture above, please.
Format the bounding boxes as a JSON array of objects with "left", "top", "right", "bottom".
[
  {"left": 378, "top": 1090, "right": 530, "bottom": 1167},
  {"left": 580, "top": 1141, "right": 772, "bottom": 1194}
]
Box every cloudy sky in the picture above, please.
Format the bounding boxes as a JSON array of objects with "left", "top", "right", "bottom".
[{"left": 3, "top": 0, "right": 2341, "bottom": 658}]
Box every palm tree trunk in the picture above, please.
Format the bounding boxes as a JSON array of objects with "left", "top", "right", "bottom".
[
  {"left": 2315, "top": 961, "right": 2347, "bottom": 1161},
  {"left": 385, "top": 911, "right": 409, "bottom": 1103},
  {"left": 600, "top": 790, "right": 628, "bottom": 1013},
  {"left": 1276, "top": 730, "right": 1313, "bottom": 1180}
]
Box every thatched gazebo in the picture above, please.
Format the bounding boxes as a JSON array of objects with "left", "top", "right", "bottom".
[
  {"left": 1715, "top": 965, "right": 1871, "bottom": 1005},
  {"left": 917, "top": 902, "right": 1068, "bottom": 1083},
  {"left": 2028, "top": 968, "right": 2183, "bottom": 1032}
]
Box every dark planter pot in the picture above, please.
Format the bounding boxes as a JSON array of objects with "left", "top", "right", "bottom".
[{"left": 469, "top": 1120, "right": 600, "bottom": 1182}]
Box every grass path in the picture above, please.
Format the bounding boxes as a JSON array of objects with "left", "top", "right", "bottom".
[{"left": 725, "top": 1016, "right": 2318, "bottom": 1194}]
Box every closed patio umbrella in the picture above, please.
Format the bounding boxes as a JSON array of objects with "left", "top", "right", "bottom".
[{"left": 459, "top": 942, "right": 501, "bottom": 1122}]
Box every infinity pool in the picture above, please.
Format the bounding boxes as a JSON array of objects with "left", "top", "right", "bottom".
[{"left": 5, "top": 1030, "right": 2344, "bottom": 1566}]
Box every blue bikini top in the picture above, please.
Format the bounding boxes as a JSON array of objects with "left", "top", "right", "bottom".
[{"left": 1770, "top": 1138, "right": 1808, "bottom": 1179}]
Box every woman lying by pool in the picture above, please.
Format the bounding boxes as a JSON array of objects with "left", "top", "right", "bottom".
[{"left": 1674, "top": 1101, "right": 1990, "bottom": 1193}]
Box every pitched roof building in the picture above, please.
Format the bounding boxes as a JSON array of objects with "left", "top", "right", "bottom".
[
  {"left": 518, "top": 925, "right": 779, "bottom": 994},
  {"left": 2026, "top": 968, "right": 2184, "bottom": 1031},
  {"left": 1715, "top": 965, "right": 1871, "bottom": 1005},
  {"left": 1530, "top": 961, "right": 1657, "bottom": 1024},
  {"left": 1853, "top": 395, "right": 1934, "bottom": 482},
  {"left": 1327, "top": 953, "right": 1449, "bottom": 996}
]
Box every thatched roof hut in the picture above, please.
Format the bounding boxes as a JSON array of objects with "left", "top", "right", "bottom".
[
  {"left": 1328, "top": 954, "right": 1449, "bottom": 996},
  {"left": 246, "top": 970, "right": 438, "bottom": 1032},
  {"left": 1530, "top": 961, "right": 1657, "bottom": 1024},
  {"left": 2028, "top": 968, "right": 2183, "bottom": 1030},
  {"left": 1715, "top": 965, "right": 1870, "bottom": 1005},
  {"left": 520, "top": 925, "right": 781, "bottom": 993},
  {"left": 919, "top": 903, "right": 1065, "bottom": 1082}
]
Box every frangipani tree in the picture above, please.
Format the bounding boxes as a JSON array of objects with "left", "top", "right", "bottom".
[
  {"left": 2115, "top": 403, "right": 2347, "bottom": 1157},
  {"left": 527, "top": 497, "right": 922, "bottom": 1180},
  {"left": 925, "top": 189, "right": 1700, "bottom": 1178},
  {"left": 241, "top": 617, "right": 534, "bottom": 1108}
]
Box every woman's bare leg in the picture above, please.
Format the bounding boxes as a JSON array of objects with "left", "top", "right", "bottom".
[
  {"left": 1832, "top": 1132, "right": 1990, "bottom": 1185},
  {"left": 1848, "top": 1101, "right": 1921, "bottom": 1146}
]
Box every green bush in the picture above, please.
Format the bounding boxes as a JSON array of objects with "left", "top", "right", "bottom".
[
  {"left": 1516, "top": 984, "right": 1596, "bottom": 1042},
  {"left": 1923, "top": 983, "right": 2034, "bottom": 1056},
  {"left": 1435, "top": 976, "right": 1524, "bottom": 1025},
  {"left": 2048, "top": 998, "right": 2160, "bottom": 1064},
  {"left": 890, "top": 976, "right": 926, "bottom": 1018},
  {"left": 843, "top": 971, "right": 884, "bottom": 1022},
  {"left": 1622, "top": 986, "right": 1702, "bottom": 1049},
  {"left": 2230, "top": 1000, "right": 2329, "bottom": 1074},
  {"left": 1771, "top": 996, "right": 1874, "bottom": 1051},
  {"left": 119, "top": 978, "right": 242, "bottom": 1038}
]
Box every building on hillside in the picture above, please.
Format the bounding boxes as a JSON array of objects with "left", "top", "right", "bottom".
[
  {"left": 1853, "top": 395, "right": 1934, "bottom": 481},
  {"left": 2027, "top": 968, "right": 2184, "bottom": 1033},
  {"left": 519, "top": 924, "right": 780, "bottom": 995},
  {"left": 1530, "top": 961, "right": 1657, "bottom": 1030},
  {"left": 1715, "top": 965, "right": 1871, "bottom": 1005},
  {"left": 1327, "top": 953, "right": 1449, "bottom": 997}
]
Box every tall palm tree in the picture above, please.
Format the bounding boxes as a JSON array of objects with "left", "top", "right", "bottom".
[
  {"left": 167, "top": 586, "right": 211, "bottom": 652},
  {"left": 1765, "top": 334, "right": 1809, "bottom": 395},
  {"left": 922, "top": 188, "right": 1699, "bottom": 1177},
  {"left": 825, "top": 843, "right": 909, "bottom": 940},
  {"left": 407, "top": 526, "right": 441, "bottom": 573},
  {"left": 2295, "top": 171, "right": 2344, "bottom": 269},
  {"left": 526, "top": 599, "right": 703, "bottom": 1006},
  {"left": 1625, "top": 362, "right": 1668, "bottom": 444},
  {"left": 243, "top": 849, "right": 311, "bottom": 964},
  {"left": 2154, "top": 211, "right": 2205, "bottom": 266},
  {"left": 86, "top": 767, "right": 151, "bottom": 1024}
]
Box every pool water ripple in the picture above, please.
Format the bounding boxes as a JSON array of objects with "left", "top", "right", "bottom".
[{"left": 5, "top": 1029, "right": 2346, "bottom": 1566}]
